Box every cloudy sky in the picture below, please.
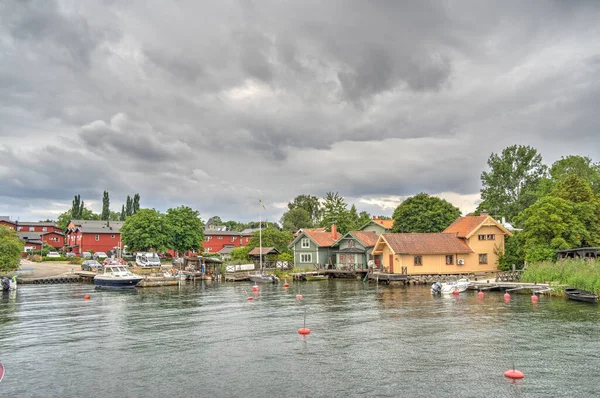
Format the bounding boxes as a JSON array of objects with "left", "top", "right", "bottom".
[{"left": 1, "top": 0, "right": 600, "bottom": 224}]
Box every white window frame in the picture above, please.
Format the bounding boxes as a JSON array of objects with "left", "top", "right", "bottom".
[
  {"left": 231, "top": 236, "right": 236, "bottom": 242},
  {"left": 206, "top": 236, "right": 212, "bottom": 241},
  {"left": 29, "top": 227, "right": 35, "bottom": 231},
  {"left": 42, "top": 227, "right": 47, "bottom": 232},
  {"left": 95, "top": 235, "right": 100, "bottom": 241},
  {"left": 301, "top": 238, "right": 310, "bottom": 248},
  {"left": 217, "top": 236, "right": 223, "bottom": 240},
  {"left": 300, "top": 253, "right": 312, "bottom": 263},
  {"left": 111, "top": 234, "right": 115, "bottom": 239}
]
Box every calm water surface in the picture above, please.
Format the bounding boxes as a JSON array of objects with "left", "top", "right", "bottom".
[{"left": 1, "top": 280, "right": 600, "bottom": 397}]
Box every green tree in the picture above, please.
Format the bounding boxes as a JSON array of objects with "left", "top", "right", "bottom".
[
  {"left": 320, "top": 192, "right": 350, "bottom": 234},
  {"left": 230, "top": 246, "right": 251, "bottom": 261},
  {"left": 288, "top": 194, "right": 322, "bottom": 225},
  {"left": 132, "top": 193, "right": 140, "bottom": 214},
  {"left": 57, "top": 207, "right": 99, "bottom": 230},
  {"left": 120, "top": 205, "right": 126, "bottom": 221},
  {"left": 392, "top": 193, "right": 460, "bottom": 233},
  {"left": 120, "top": 209, "right": 171, "bottom": 252},
  {"left": 101, "top": 191, "right": 110, "bottom": 220},
  {"left": 280, "top": 208, "right": 313, "bottom": 232},
  {"left": 125, "top": 195, "right": 133, "bottom": 217},
  {"left": 551, "top": 175, "right": 594, "bottom": 203},
  {"left": 245, "top": 226, "right": 294, "bottom": 255},
  {"left": 207, "top": 216, "right": 223, "bottom": 226},
  {"left": 496, "top": 234, "right": 524, "bottom": 271},
  {"left": 71, "top": 194, "right": 82, "bottom": 219},
  {"left": 479, "top": 145, "right": 547, "bottom": 222},
  {"left": 550, "top": 155, "right": 600, "bottom": 192},
  {"left": 0, "top": 225, "right": 23, "bottom": 271},
  {"left": 357, "top": 211, "right": 372, "bottom": 228},
  {"left": 165, "top": 206, "right": 204, "bottom": 254}
]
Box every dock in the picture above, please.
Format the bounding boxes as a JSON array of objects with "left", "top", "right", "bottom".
[{"left": 469, "top": 280, "right": 551, "bottom": 293}]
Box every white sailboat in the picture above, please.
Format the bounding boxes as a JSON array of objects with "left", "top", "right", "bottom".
[{"left": 249, "top": 200, "right": 279, "bottom": 284}]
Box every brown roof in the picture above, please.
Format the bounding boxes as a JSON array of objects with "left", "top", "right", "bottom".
[
  {"left": 372, "top": 219, "right": 394, "bottom": 229},
  {"left": 248, "top": 247, "right": 279, "bottom": 256},
  {"left": 382, "top": 233, "right": 473, "bottom": 255},
  {"left": 352, "top": 231, "right": 379, "bottom": 247},
  {"left": 443, "top": 215, "right": 488, "bottom": 238},
  {"left": 304, "top": 230, "right": 342, "bottom": 247}
]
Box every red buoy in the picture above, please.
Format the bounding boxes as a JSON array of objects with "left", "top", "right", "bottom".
[
  {"left": 478, "top": 291, "right": 484, "bottom": 298},
  {"left": 504, "top": 369, "right": 525, "bottom": 379},
  {"left": 504, "top": 293, "right": 510, "bottom": 301},
  {"left": 246, "top": 297, "right": 253, "bottom": 301},
  {"left": 298, "top": 327, "right": 311, "bottom": 335},
  {"left": 84, "top": 295, "right": 90, "bottom": 300},
  {"left": 452, "top": 289, "right": 459, "bottom": 295},
  {"left": 284, "top": 283, "right": 290, "bottom": 288},
  {"left": 531, "top": 294, "right": 538, "bottom": 303},
  {"left": 296, "top": 294, "right": 303, "bottom": 299},
  {"left": 252, "top": 285, "right": 259, "bottom": 291}
]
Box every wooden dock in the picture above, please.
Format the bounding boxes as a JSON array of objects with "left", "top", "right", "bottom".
[{"left": 469, "top": 280, "right": 551, "bottom": 293}]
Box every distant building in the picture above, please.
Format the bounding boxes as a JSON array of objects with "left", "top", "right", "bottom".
[
  {"left": 359, "top": 216, "right": 394, "bottom": 235},
  {"left": 65, "top": 220, "right": 124, "bottom": 255},
  {"left": 1, "top": 218, "right": 64, "bottom": 251}
]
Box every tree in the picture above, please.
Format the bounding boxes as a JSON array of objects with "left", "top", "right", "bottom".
[
  {"left": 57, "top": 207, "right": 99, "bottom": 230},
  {"left": 0, "top": 225, "right": 23, "bottom": 271},
  {"left": 287, "top": 194, "right": 322, "bottom": 225},
  {"left": 120, "top": 209, "right": 171, "bottom": 252},
  {"left": 550, "top": 155, "right": 600, "bottom": 192},
  {"left": 479, "top": 145, "right": 547, "bottom": 222},
  {"left": 207, "top": 216, "right": 223, "bottom": 226},
  {"left": 320, "top": 192, "right": 351, "bottom": 234},
  {"left": 280, "top": 208, "right": 313, "bottom": 232},
  {"left": 245, "top": 226, "right": 294, "bottom": 255},
  {"left": 132, "top": 193, "right": 140, "bottom": 214},
  {"left": 392, "top": 193, "right": 461, "bottom": 233},
  {"left": 101, "top": 191, "right": 110, "bottom": 220},
  {"left": 125, "top": 196, "right": 133, "bottom": 217},
  {"left": 120, "top": 205, "right": 126, "bottom": 221},
  {"left": 165, "top": 206, "right": 204, "bottom": 254},
  {"left": 357, "top": 210, "right": 372, "bottom": 228},
  {"left": 71, "top": 195, "right": 82, "bottom": 219},
  {"left": 551, "top": 175, "right": 594, "bottom": 203}
]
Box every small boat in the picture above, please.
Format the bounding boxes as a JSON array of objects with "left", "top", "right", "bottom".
[
  {"left": 0, "top": 362, "right": 4, "bottom": 383},
  {"left": 431, "top": 278, "right": 470, "bottom": 294},
  {"left": 249, "top": 271, "right": 279, "bottom": 283},
  {"left": 565, "top": 288, "right": 598, "bottom": 303},
  {"left": 1, "top": 276, "right": 17, "bottom": 291},
  {"left": 94, "top": 263, "right": 143, "bottom": 289},
  {"left": 305, "top": 274, "right": 328, "bottom": 281}
]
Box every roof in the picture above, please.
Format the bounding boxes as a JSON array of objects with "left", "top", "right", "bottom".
[
  {"left": 443, "top": 214, "right": 512, "bottom": 238},
  {"left": 381, "top": 233, "right": 473, "bottom": 255},
  {"left": 248, "top": 247, "right": 280, "bottom": 256},
  {"left": 303, "top": 229, "right": 342, "bottom": 247},
  {"left": 372, "top": 219, "right": 394, "bottom": 229},
  {"left": 218, "top": 245, "right": 236, "bottom": 255},
  {"left": 351, "top": 231, "right": 379, "bottom": 247},
  {"left": 240, "top": 228, "right": 261, "bottom": 235},
  {"left": 19, "top": 232, "right": 42, "bottom": 240},
  {"left": 68, "top": 220, "right": 124, "bottom": 234},
  {"left": 204, "top": 230, "right": 241, "bottom": 236}
]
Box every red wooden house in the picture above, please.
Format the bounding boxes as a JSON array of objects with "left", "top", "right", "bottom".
[
  {"left": 1, "top": 218, "right": 65, "bottom": 250},
  {"left": 65, "top": 220, "right": 124, "bottom": 255}
]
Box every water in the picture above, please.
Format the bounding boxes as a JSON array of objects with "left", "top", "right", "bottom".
[{"left": 2, "top": 280, "right": 600, "bottom": 397}]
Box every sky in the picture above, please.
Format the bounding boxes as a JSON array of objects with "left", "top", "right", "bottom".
[{"left": 1, "top": 0, "right": 600, "bottom": 224}]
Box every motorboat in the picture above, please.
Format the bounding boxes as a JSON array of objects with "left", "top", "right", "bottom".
[
  {"left": 1, "top": 276, "right": 17, "bottom": 291},
  {"left": 305, "top": 274, "right": 328, "bottom": 281},
  {"left": 249, "top": 270, "right": 279, "bottom": 284},
  {"left": 94, "top": 263, "right": 143, "bottom": 289},
  {"left": 135, "top": 252, "right": 161, "bottom": 267},
  {"left": 431, "top": 278, "right": 470, "bottom": 294},
  {"left": 565, "top": 288, "right": 598, "bottom": 303}
]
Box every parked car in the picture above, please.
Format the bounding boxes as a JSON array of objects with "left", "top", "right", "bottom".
[
  {"left": 82, "top": 252, "right": 92, "bottom": 259},
  {"left": 81, "top": 260, "right": 102, "bottom": 271},
  {"left": 94, "top": 252, "right": 108, "bottom": 260},
  {"left": 65, "top": 252, "right": 76, "bottom": 258},
  {"left": 47, "top": 252, "right": 61, "bottom": 258}
]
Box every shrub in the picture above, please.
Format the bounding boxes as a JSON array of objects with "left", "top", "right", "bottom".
[
  {"left": 69, "top": 257, "right": 83, "bottom": 265},
  {"left": 521, "top": 259, "right": 600, "bottom": 293},
  {"left": 29, "top": 254, "right": 43, "bottom": 262}
]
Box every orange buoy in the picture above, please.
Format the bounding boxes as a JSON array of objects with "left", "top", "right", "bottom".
[
  {"left": 252, "top": 285, "right": 259, "bottom": 291},
  {"left": 298, "top": 327, "right": 311, "bottom": 335},
  {"left": 284, "top": 283, "right": 290, "bottom": 288},
  {"left": 452, "top": 289, "right": 459, "bottom": 295},
  {"left": 296, "top": 294, "right": 303, "bottom": 299},
  {"left": 504, "top": 369, "right": 525, "bottom": 379},
  {"left": 246, "top": 297, "right": 253, "bottom": 301},
  {"left": 84, "top": 295, "right": 90, "bottom": 300},
  {"left": 478, "top": 291, "right": 484, "bottom": 298},
  {"left": 531, "top": 294, "right": 538, "bottom": 303},
  {"left": 504, "top": 293, "right": 510, "bottom": 301}
]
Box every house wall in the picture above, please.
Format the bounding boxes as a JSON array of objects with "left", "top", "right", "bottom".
[
  {"left": 462, "top": 225, "right": 505, "bottom": 273},
  {"left": 80, "top": 233, "right": 122, "bottom": 254},
  {"left": 204, "top": 233, "right": 241, "bottom": 253},
  {"left": 292, "top": 237, "right": 318, "bottom": 270},
  {"left": 335, "top": 238, "right": 369, "bottom": 268},
  {"left": 361, "top": 223, "right": 387, "bottom": 235},
  {"left": 41, "top": 232, "right": 64, "bottom": 249},
  {"left": 0, "top": 220, "right": 15, "bottom": 230}
]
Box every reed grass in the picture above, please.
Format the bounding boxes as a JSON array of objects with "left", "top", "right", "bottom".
[{"left": 521, "top": 259, "right": 600, "bottom": 293}]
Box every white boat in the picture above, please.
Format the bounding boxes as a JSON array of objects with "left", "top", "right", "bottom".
[
  {"left": 249, "top": 270, "right": 280, "bottom": 283},
  {"left": 135, "top": 252, "right": 161, "bottom": 267},
  {"left": 94, "top": 264, "right": 143, "bottom": 289},
  {"left": 431, "top": 278, "right": 470, "bottom": 294}
]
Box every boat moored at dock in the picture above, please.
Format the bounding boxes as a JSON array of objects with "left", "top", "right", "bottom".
[{"left": 94, "top": 264, "right": 143, "bottom": 289}]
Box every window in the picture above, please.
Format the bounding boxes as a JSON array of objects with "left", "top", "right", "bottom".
[
  {"left": 348, "top": 240, "right": 355, "bottom": 248},
  {"left": 95, "top": 235, "right": 100, "bottom": 241},
  {"left": 300, "top": 253, "right": 312, "bottom": 263},
  {"left": 206, "top": 236, "right": 212, "bottom": 241},
  {"left": 414, "top": 255, "right": 422, "bottom": 266},
  {"left": 478, "top": 235, "right": 486, "bottom": 241},
  {"left": 487, "top": 234, "right": 495, "bottom": 240},
  {"left": 479, "top": 254, "right": 488, "bottom": 264},
  {"left": 446, "top": 255, "right": 454, "bottom": 265},
  {"left": 301, "top": 238, "right": 310, "bottom": 248},
  {"left": 231, "top": 237, "right": 236, "bottom": 242},
  {"left": 42, "top": 227, "right": 47, "bottom": 232},
  {"left": 217, "top": 236, "right": 223, "bottom": 240},
  {"left": 17, "top": 227, "right": 22, "bottom": 231},
  {"left": 206, "top": 248, "right": 211, "bottom": 252},
  {"left": 111, "top": 235, "right": 115, "bottom": 239},
  {"left": 29, "top": 227, "right": 35, "bottom": 231}
]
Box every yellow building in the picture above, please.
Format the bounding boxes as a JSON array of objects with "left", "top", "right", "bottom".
[{"left": 371, "top": 212, "right": 512, "bottom": 275}]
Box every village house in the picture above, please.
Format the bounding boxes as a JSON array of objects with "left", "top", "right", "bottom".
[
  {"left": 331, "top": 230, "right": 379, "bottom": 270},
  {"left": 65, "top": 220, "right": 124, "bottom": 255},
  {"left": 1, "top": 217, "right": 65, "bottom": 251},
  {"left": 371, "top": 212, "right": 512, "bottom": 275},
  {"left": 359, "top": 216, "right": 394, "bottom": 235},
  {"left": 288, "top": 226, "right": 342, "bottom": 269},
  {"left": 203, "top": 227, "right": 257, "bottom": 254}
]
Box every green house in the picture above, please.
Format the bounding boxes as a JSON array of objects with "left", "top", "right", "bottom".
[
  {"left": 359, "top": 217, "right": 394, "bottom": 235},
  {"left": 331, "top": 231, "right": 379, "bottom": 270},
  {"left": 288, "top": 227, "right": 342, "bottom": 270}
]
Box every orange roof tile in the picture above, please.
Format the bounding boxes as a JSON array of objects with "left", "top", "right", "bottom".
[
  {"left": 304, "top": 230, "right": 342, "bottom": 247},
  {"left": 382, "top": 233, "right": 473, "bottom": 255},
  {"left": 352, "top": 231, "right": 379, "bottom": 247},
  {"left": 443, "top": 215, "right": 488, "bottom": 238},
  {"left": 373, "top": 219, "right": 394, "bottom": 229}
]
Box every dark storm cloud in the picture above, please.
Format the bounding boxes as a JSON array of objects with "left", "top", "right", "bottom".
[{"left": 2, "top": 0, "right": 600, "bottom": 222}]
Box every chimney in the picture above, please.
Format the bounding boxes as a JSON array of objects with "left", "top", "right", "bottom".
[
  {"left": 331, "top": 224, "right": 337, "bottom": 239},
  {"left": 502, "top": 216, "right": 506, "bottom": 225}
]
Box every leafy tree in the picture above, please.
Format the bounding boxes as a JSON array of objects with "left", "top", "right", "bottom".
[
  {"left": 207, "top": 216, "right": 223, "bottom": 226},
  {"left": 0, "top": 225, "right": 23, "bottom": 271},
  {"left": 245, "top": 226, "right": 294, "bottom": 255},
  {"left": 392, "top": 193, "right": 460, "bottom": 233},
  {"left": 287, "top": 194, "right": 322, "bottom": 225},
  {"left": 101, "top": 191, "right": 110, "bottom": 220},
  {"left": 133, "top": 193, "right": 140, "bottom": 214},
  {"left": 120, "top": 209, "right": 171, "bottom": 252},
  {"left": 230, "top": 246, "right": 251, "bottom": 261},
  {"left": 165, "top": 206, "right": 204, "bottom": 254},
  {"left": 71, "top": 195, "right": 82, "bottom": 219},
  {"left": 125, "top": 196, "right": 133, "bottom": 217},
  {"left": 280, "top": 208, "right": 313, "bottom": 232},
  {"left": 320, "top": 192, "right": 351, "bottom": 234},
  {"left": 496, "top": 234, "right": 524, "bottom": 271},
  {"left": 551, "top": 175, "right": 594, "bottom": 203},
  {"left": 358, "top": 211, "right": 372, "bottom": 228},
  {"left": 57, "top": 207, "right": 99, "bottom": 230},
  {"left": 550, "top": 155, "right": 600, "bottom": 192},
  {"left": 109, "top": 211, "right": 121, "bottom": 221},
  {"left": 120, "top": 205, "right": 126, "bottom": 221},
  {"left": 479, "top": 145, "right": 547, "bottom": 222},
  {"left": 514, "top": 196, "right": 600, "bottom": 262}
]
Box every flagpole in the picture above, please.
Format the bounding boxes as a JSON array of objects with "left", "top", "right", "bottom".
[{"left": 259, "top": 205, "right": 262, "bottom": 272}]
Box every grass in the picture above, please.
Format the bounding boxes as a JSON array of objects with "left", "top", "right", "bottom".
[{"left": 521, "top": 259, "right": 600, "bottom": 293}]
